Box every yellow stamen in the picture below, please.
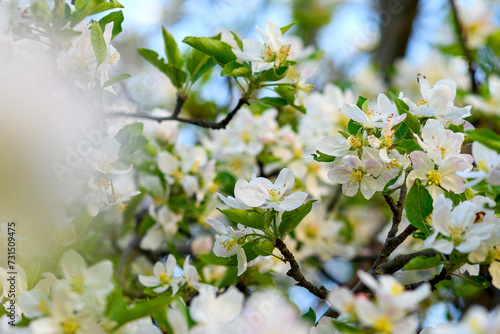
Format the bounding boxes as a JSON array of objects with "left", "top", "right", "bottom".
[{"left": 427, "top": 170, "right": 442, "bottom": 185}]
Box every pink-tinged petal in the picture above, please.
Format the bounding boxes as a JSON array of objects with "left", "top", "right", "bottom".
[
  {"left": 342, "top": 180, "right": 360, "bottom": 197},
  {"left": 363, "top": 158, "right": 382, "bottom": 176},
  {"left": 406, "top": 170, "right": 428, "bottom": 189},
  {"left": 279, "top": 191, "right": 308, "bottom": 211},
  {"left": 341, "top": 155, "right": 362, "bottom": 169},
  {"left": 488, "top": 167, "right": 500, "bottom": 186},
  {"left": 139, "top": 275, "right": 160, "bottom": 287},
  {"left": 431, "top": 238, "right": 455, "bottom": 254},
  {"left": 360, "top": 177, "right": 379, "bottom": 199},
  {"left": 410, "top": 151, "right": 434, "bottom": 171},
  {"left": 489, "top": 262, "right": 500, "bottom": 289},
  {"left": 205, "top": 217, "right": 228, "bottom": 235},
  {"left": 391, "top": 113, "right": 407, "bottom": 126},
  {"left": 274, "top": 168, "right": 295, "bottom": 191},
  {"left": 166, "top": 254, "right": 176, "bottom": 277},
  {"left": 236, "top": 246, "right": 247, "bottom": 276},
  {"left": 328, "top": 166, "right": 353, "bottom": 184},
  {"left": 340, "top": 103, "right": 368, "bottom": 124}
]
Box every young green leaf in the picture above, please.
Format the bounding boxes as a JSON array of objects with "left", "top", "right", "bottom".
[
  {"left": 183, "top": 36, "right": 236, "bottom": 66},
  {"left": 162, "top": 27, "right": 184, "bottom": 68},
  {"left": 218, "top": 209, "right": 265, "bottom": 230},
  {"left": 356, "top": 96, "right": 369, "bottom": 111},
  {"left": 103, "top": 73, "right": 131, "bottom": 88},
  {"left": 467, "top": 129, "right": 500, "bottom": 152},
  {"left": 402, "top": 255, "right": 441, "bottom": 270},
  {"left": 394, "top": 139, "right": 423, "bottom": 154},
  {"left": 137, "top": 48, "right": 186, "bottom": 88},
  {"left": 186, "top": 49, "right": 216, "bottom": 84},
  {"left": 259, "top": 97, "right": 288, "bottom": 107},
  {"left": 71, "top": 0, "right": 124, "bottom": 27},
  {"left": 280, "top": 22, "right": 297, "bottom": 35},
  {"left": 98, "top": 10, "right": 124, "bottom": 40},
  {"left": 279, "top": 200, "right": 316, "bottom": 238},
  {"left": 91, "top": 20, "right": 107, "bottom": 67},
  {"left": 253, "top": 241, "right": 275, "bottom": 256},
  {"left": 461, "top": 275, "right": 490, "bottom": 289},
  {"left": 405, "top": 179, "right": 433, "bottom": 236}
]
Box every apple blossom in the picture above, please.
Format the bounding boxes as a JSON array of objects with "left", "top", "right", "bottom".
[
  {"left": 234, "top": 168, "right": 308, "bottom": 211},
  {"left": 138, "top": 255, "right": 183, "bottom": 294}
]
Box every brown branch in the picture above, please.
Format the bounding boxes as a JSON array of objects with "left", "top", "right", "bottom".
[
  {"left": 449, "top": 0, "right": 479, "bottom": 94},
  {"left": 274, "top": 238, "right": 328, "bottom": 299},
  {"left": 172, "top": 93, "right": 186, "bottom": 118},
  {"left": 108, "top": 98, "right": 249, "bottom": 130}
]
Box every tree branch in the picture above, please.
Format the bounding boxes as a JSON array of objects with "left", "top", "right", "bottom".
[
  {"left": 449, "top": 0, "right": 479, "bottom": 94},
  {"left": 274, "top": 238, "right": 328, "bottom": 299},
  {"left": 108, "top": 98, "right": 250, "bottom": 130}
]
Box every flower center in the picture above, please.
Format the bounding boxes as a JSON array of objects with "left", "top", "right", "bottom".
[
  {"left": 416, "top": 99, "right": 427, "bottom": 106},
  {"left": 448, "top": 225, "right": 465, "bottom": 245},
  {"left": 347, "top": 135, "right": 362, "bottom": 149},
  {"left": 427, "top": 170, "right": 442, "bottom": 185},
  {"left": 490, "top": 245, "right": 500, "bottom": 261},
  {"left": 159, "top": 272, "right": 170, "bottom": 285},
  {"left": 222, "top": 239, "right": 238, "bottom": 252},
  {"left": 71, "top": 274, "right": 85, "bottom": 294},
  {"left": 365, "top": 109, "right": 381, "bottom": 121},
  {"left": 38, "top": 298, "right": 50, "bottom": 315},
  {"left": 389, "top": 282, "right": 404, "bottom": 296},
  {"left": 61, "top": 317, "right": 80, "bottom": 334},
  {"left": 350, "top": 168, "right": 365, "bottom": 183},
  {"left": 373, "top": 315, "right": 393, "bottom": 333},
  {"left": 268, "top": 188, "right": 283, "bottom": 202},
  {"left": 477, "top": 160, "right": 489, "bottom": 173}
]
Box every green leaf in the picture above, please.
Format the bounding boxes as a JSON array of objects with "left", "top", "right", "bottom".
[
  {"left": 231, "top": 31, "right": 243, "bottom": 50},
  {"left": 114, "top": 123, "right": 149, "bottom": 158},
  {"left": 333, "top": 321, "right": 364, "bottom": 334},
  {"left": 356, "top": 96, "right": 369, "bottom": 111},
  {"left": 113, "top": 296, "right": 172, "bottom": 328},
  {"left": 218, "top": 209, "right": 265, "bottom": 230},
  {"left": 461, "top": 275, "right": 490, "bottom": 289},
  {"left": 347, "top": 119, "right": 362, "bottom": 135},
  {"left": 162, "top": 27, "right": 184, "bottom": 68},
  {"left": 259, "top": 97, "right": 288, "bottom": 107},
  {"left": 218, "top": 267, "right": 238, "bottom": 288},
  {"left": 280, "top": 22, "right": 297, "bottom": 35},
  {"left": 402, "top": 255, "right": 441, "bottom": 270},
  {"left": 183, "top": 36, "right": 236, "bottom": 66},
  {"left": 279, "top": 200, "right": 316, "bottom": 238},
  {"left": 91, "top": 20, "right": 107, "bottom": 67},
  {"left": 259, "top": 66, "right": 288, "bottom": 81},
  {"left": 186, "top": 48, "right": 216, "bottom": 84},
  {"left": 394, "top": 139, "right": 423, "bottom": 154},
  {"left": 31, "top": 1, "right": 52, "bottom": 27},
  {"left": 274, "top": 85, "right": 306, "bottom": 113},
  {"left": 389, "top": 92, "right": 410, "bottom": 115},
  {"left": 199, "top": 253, "right": 229, "bottom": 266},
  {"left": 403, "top": 112, "right": 421, "bottom": 134},
  {"left": 467, "top": 129, "right": 500, "bottom": 153},
  {"left": 137, "top": 215, "right": 155, "bottom": 236},
  {"left": 221, "top": 61, "right": 249, "bottom": 77},
  {"left": 103, "top": 73, "right": 131, "bottom": 88},
  {"left": 98, "top": 10, "right": 124, "bottom": 40},
  {"left": 253, "top": 241, "right": 275, "bottom": 256},
  {"left": 405, "top": 179, "right": 433, "bottom": 236},
  {"left": 214, "top": 171, "right": 237, "bottom": 196},
  {"left": 312, "top": 150, "right": 335, "bottom": 163},
  {"left": 300, "top": 307, "right": 316, "bottom": 325},
  {"left": 137, "top": 48, "right": 186, "bottom": 88},
  {"left": 70, "top": 0, "right": 124, "bottom": 27}
]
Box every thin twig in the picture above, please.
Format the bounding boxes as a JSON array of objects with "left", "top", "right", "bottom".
[
  {"left": 274, "top": 238, "right": 328, "bottom": 299},
  {"left": 172, "top": 94, "right": 186, "bottom": 118},
  {"left": 449, "top": 0, "right": 479, "bottom": 94},
  {"left": 108, "top": 98, "right": 249, "bottom": 130}
]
